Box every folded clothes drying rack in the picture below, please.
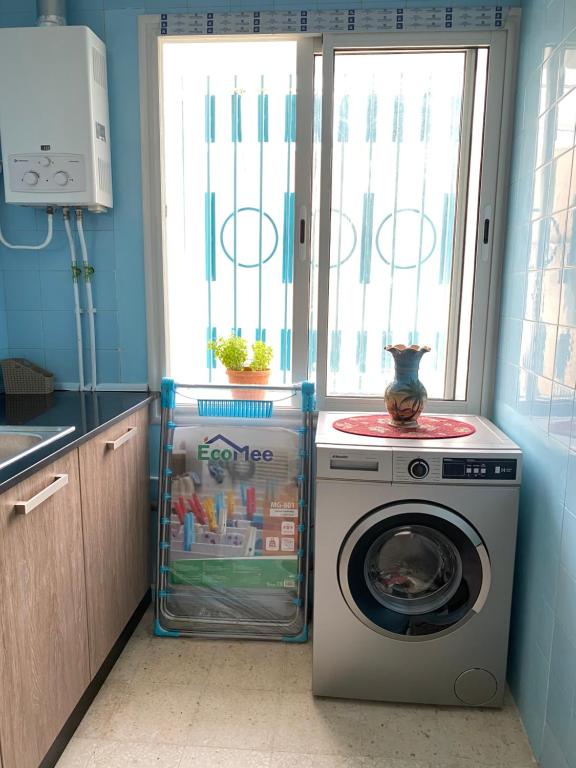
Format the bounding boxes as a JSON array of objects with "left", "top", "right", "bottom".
[{"left": 155, "top": 378, "right": 315, "bottom": 641}]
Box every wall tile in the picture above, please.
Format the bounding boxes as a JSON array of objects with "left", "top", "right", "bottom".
[
  {"left": 6, "top": 310, "right": 43, "bottom": 349},
  {"left": 88, "top": 269, "right": 118, "bottom": 312},
  {"left": 554, "top": 89, "right": 576, "bottom": 159},
  {"left": 5, "top": 347, "right": 45, "bottom": 367},
  {"left": 550, "top": 149, "right": 574, "bottom": 213},
  {"left": 564, "top": 0, "right": 576, "bottom": 37},
  {"left": 556, "top": 566, "right": 576, "bottom": 640},
  {"left": 541, "top": 268, "right": 562, "bottom": 323},
  {"left": 562, "top": 509, "right": 576, "bottom": 590},
  {"left": 44, "top": 348, "right": 82, "bottom": 385},
  {"left": 554, "top": 325, "right": 576, "bottom": 387},
  {"left": 565, "top": 208, "right": 576, "bottom": 266},
  {"left": 42, "top": 311, "right": 78, "bottom": 350},
  {"left": 559, "top": 267, "right": 576, "bottom": 325},
  {"left": 567, "top": 450, "right": 576, "bottom": 506},
  {"left": 3, "top": 270, "right": 41, "bottom": 311},
  {"left": 81, "top": 310, "right": 120, "bottom": 349},
  {"left": 533, "top": 323, "right": 557, "bottom": 378},
  {"left": 67, "top": 8, "right": 106, "bottom": 40},
  {"left": 541, "top": 724, "right": 571, "bottom": 768},
  {"left": 525, "top": 270, "right": 542, "bottom": 318},
  {"left": 39, "top": 271, "right": 75, "bottom": 311},
  {"left": 545, "top": 211, "right": 568, "bottom": 268},
  {"left": 546, "top": 676, "right": 573, "bottom": 766},
  {"left": 549, "top": 617, "right": 576, "bottom": 703},
  {"left": 549, "top": 382, "right": 574, "bottom": 446},
  {"left": 495, "top": 6, "right": 576, "bottom": 767}
]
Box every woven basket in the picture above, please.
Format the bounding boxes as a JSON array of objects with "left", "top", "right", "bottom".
[{"left": 1, "top": 358, "right": 54, "bottom": 395}]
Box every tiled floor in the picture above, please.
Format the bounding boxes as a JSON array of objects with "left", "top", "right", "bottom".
[{"left": 57, "top": 609, "right": 536, "bottom": 768}]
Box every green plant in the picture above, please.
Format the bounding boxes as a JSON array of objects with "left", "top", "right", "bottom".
[
  {"left": 207, "top": 335, "right": 274, "bottom": 371},
  {"left": 208, "top": 335, "right": 248, "bottom": 371},
  {"left": 250, "top": 340, "right": 274, "bottom": 371}
]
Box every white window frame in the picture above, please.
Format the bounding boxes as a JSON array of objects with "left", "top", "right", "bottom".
[{"left": 139, "top": 12, "right": 519, "bottom": 415}]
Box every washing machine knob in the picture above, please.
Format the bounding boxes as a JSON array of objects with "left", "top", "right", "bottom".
[{"left": 408, "top": 459, "right": 429, "bottom": 479}]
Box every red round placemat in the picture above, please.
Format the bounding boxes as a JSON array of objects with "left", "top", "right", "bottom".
[{"left": 332, "top": 414, "right": 476, "bottom": 439}]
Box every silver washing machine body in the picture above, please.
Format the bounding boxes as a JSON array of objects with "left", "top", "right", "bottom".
[{"left": 313, "top": 413, "right": 521, "bottom": 707}]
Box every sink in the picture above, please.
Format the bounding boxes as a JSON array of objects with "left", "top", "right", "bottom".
[{"left": 0, "top": 426, "right": 75, "bottom": 470}]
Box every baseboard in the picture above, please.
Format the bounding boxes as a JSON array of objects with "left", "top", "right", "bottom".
[{"left": 39, "top": 589, "right": 152, "bottom": 768}]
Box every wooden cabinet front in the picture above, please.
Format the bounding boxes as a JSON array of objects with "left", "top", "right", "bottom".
[
  {"left": 79, "top": 406, "right": 150, "bottom": 676},
  {"left": 0, "top": 452, "right": 90, "bottom": 768}
]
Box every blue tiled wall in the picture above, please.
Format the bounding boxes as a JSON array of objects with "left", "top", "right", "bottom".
[
  {"left": 0, "top": 0, "right": 520, "bottom": 388},
  {"left": 493, "top": 1, "right": 576, "bottom": 766}
]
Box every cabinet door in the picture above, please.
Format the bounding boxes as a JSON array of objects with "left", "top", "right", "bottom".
[
  {"left": 79, "top": 406, "right": 150, "bottom": 676},
  {"left": 0, "top": 452, "right": 90, "bottom": 768}
]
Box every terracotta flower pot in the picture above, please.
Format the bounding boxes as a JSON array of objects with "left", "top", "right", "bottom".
[
  {"left": 384, "top": 344, "right": 431, "bottom": 428},
  {"left": 226, "top": 368, "right": 271, "bottom": 400}
]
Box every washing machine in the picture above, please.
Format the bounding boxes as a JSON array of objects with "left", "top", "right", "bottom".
[{"left": 313, "top": 412, "right": 521, "bottom": 707}]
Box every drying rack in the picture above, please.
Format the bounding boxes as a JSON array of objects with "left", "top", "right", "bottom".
[{"left": 154, "top": 378, "right": 315, "bottom": 641}]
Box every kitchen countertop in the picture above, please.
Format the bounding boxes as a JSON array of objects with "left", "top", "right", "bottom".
[{"left": 0, "top": 391, "right": 154, "bottom": 493}]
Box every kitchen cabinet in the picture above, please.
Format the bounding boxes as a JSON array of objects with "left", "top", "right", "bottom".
[
  {"left": 0, "top": 452, "right": 90, "bottom": 768},
  {"left": 79, "top": 406, "right": 150, "bottom": 676}
]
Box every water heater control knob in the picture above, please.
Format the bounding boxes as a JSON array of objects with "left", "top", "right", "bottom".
[
  {"left": 38, "top": 157, "right": 51, "bottom": 167},
  {"left": 53, "top": 171, "right": 69, "bottom": 186},
  {"left": 23, "top": 171, "right": 39, "bottom": 186},
  {"left": 408, "top": 459, "right": 429, "bottom": 479}
]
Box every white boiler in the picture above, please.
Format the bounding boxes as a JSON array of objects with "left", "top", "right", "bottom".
[{"left": 0, "top": 25, "right": 112, "bottom": 210}]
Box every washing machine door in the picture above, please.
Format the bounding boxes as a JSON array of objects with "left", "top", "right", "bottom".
[{"left": 338, "top": 501, "right": 490, "bottom": 639}]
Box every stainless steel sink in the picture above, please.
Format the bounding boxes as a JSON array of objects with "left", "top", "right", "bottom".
[{"left": 0, "top": 426, "right": 75, "bottom": 470}]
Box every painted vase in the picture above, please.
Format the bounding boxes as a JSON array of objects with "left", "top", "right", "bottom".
[{"left": 384, "top": 344, "right": 431, "bottom": 428}]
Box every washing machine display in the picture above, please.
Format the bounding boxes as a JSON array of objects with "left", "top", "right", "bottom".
[{"left": 339, "top": 502, "right": 490, "bottom": 639}]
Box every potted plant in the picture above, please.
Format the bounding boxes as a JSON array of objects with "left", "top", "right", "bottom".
[{"left": 208, "top": 335, "right": 273, "bottom": 399}]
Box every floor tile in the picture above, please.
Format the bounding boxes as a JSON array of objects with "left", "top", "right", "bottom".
[
  {"left": 55, "top": 738, "right": 96, "bottom": 768},
  {"left": 206, "top": 640, "right": 286, "bottom": 691},
  {"left": 88, "top": 741, "right": 184, "bottom": 767},
  {"left": 60, "top": 633, "right": 535, "bottom": 768},
  {"left": 273, "top": 694, "right": 365, "bottom": 756},
  {"left": 186, "top": 688, "right": 281, "bottom": 750},
  {"left": 107, "top": 636, "right": 152, "bottom": 684},
  {"left": 434, "top": 704, "right": 535, "bottom": 765},
  {"left": 356, "top": 701, "right": 445, "bottom": 761},
  {"left": 272, "top": 755, "right": 366, "bottom": 767},
  {"left": 138, "top": 637, "right": 215, "bottom": 686},
  {"left": 73, "top": 680, "right": 127, "bottom": 739},
  {"left": 102, "top": 681, "right": 202, "bottom": 745},
  {"left": 132, "top": 607, "right": 154, "bottom": 639},
  {"left": 281, "top": 642, "right": 313, "bottom": 692},
  {"left": 180, "top": 746, "right": 271, "bottom": 767}
]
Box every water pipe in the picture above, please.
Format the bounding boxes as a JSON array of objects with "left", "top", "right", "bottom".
[
  {"left": 75, "top": 208, "right": 97, "bottom": 390},
  {"left": 63, "top": 207, "right": 85, "bottom": 391},
  {"left": 0, "top": 207, "right": 54, "bottom": 250}
]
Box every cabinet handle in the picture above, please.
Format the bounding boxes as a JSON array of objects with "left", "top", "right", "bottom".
[
  {"left": 14, "top": 474, "right": 69, "bottom": 515},
  {"left": 105, "top": 426, "right": 138, "bottom": 451}
]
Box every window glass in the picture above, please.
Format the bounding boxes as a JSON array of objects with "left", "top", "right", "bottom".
[
  {"left": 162, "top": 40, "right": 298, "bottom": 383},
  {"left": 321, "top": 50, "right": 466, "bottom": 398}
]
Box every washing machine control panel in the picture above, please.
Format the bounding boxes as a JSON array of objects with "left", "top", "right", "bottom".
[
  {"left": 392, "top": 453, "right": 520, "bottom": 483},
  {"left": 442, "top": 457, "right": 517, "bottom": 480}
]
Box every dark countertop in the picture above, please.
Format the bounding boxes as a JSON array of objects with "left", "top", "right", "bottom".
[{"left": 0, "top": 391, "right": 154, "bottom": 493}]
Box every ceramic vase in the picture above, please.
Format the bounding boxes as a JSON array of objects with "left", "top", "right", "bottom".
[{"left": 384, "top": 344, "right": 431, "bottom": 427}]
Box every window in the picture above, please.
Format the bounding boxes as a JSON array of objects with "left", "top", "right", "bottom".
[{"left": 140, "top": 23, "right": 516, "bottom": 412}]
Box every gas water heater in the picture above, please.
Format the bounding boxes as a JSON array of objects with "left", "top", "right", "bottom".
[{"left": 0, "top": 25, "right": 112, "bottom": 211}]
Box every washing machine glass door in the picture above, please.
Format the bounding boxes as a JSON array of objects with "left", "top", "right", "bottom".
[{"left": 339, "top": 502, "right": 490, "bottom": 639}]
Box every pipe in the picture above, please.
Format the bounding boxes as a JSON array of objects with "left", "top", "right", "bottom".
[
  {"left": 63, "top": 208, "right": 85, "bottom": 392},
  {"left": 0, "top": 207, "right": 54, "bottom": 250},
  {"left": 36, "top": 0, "right": 66, "bottom": 26},
  {"left": 76, "top": 209, "right": 97, "bottom": 391}
]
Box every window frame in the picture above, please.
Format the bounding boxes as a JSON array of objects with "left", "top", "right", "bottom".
[{"left": 139, "top": 13, "right": 519, "bottom": 415}]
